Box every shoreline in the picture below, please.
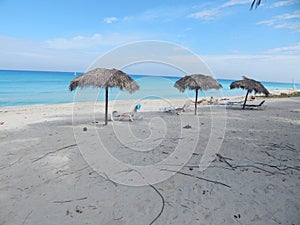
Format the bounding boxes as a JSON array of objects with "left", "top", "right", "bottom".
[
  {"left": 1, "top": 88, "right": 299, "bottom": 110},
  {"left": 0, "top": 92, "right": 299, "bottom": 132}
]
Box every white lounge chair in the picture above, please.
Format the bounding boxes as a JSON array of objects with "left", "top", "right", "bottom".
[
  {"left": 111, "top": 104, "right": 143, "bottom": 122},
  {"left": 111, "top": 110, "right": 133, "bottom": 121},
  {"left": 162, "top": 100, "right": 192, "bottom": 114},
  {"left": 226, "top": 101, "right": 244, "bottom": 107}
]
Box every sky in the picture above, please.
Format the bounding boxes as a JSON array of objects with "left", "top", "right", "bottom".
[{"left": 0, "top": 0, "right": 299, "bottom": 82}]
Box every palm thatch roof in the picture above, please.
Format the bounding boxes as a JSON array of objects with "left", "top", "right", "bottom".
[
  {"left": 69, "top": 68, "right": 139, "bottom": 125},
  {"left": 230, "top": 76, "right": 269, "bottom": 96},
  {"left": 174, "top": 74, "right": 222, "bottom": 115},
  {"left": 69, "top": 68, "right": 139, "bottom": 93},
  {"left": 174, "top": 74, "right": 222, "bottom": 92}
]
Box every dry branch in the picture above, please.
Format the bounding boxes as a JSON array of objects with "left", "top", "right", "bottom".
[
  {"left": 32, "top": 144, "right": 77, "bottom": 163},
  {"left": 161, "top": 169, "right": 231, "bottom": 188},
  {"left": 254, "top": 162, "right": 300, "bottom": 172},
  {"left": 22, "top": 210, "right": 33, "bottom": 225},
  {"left": 149, "top": 184, "right": 165, "bottom": 225},
  {"left": 215, "top": 154, "right": 298, "bottom": 175},
  {"left": 0, "top": 156, "right": 24, "bottom": 170},
  {"left": 216, "top": 154, "right": 234, "bottom": 168},
  {"left": 53, "top": 197, "right": 88, "bottom": 204}
]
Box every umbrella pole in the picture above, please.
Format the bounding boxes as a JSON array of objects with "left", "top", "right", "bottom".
[
  {"left": 105, "top": 85, "right": 108, "bottom": 125},
  {"left": 194, "top": 88, "right": 198, "bottom": 115},
  {"left": 242, "top": 90, "right": 249, "bottom": 109}
]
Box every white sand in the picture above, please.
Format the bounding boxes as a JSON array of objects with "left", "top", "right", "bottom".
[{"left": 0, "top": 96, "right": 299, "bottom": 225}]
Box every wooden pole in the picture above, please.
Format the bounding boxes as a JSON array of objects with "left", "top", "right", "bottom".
[
  {"left": 195, "top": 88, "right": 198, "bottom": 115},
  {"left": 105, "top": 85, "right": 108, "bottom": 125},
  {"left": 242, "top": 90, "right": 249, "bottom": 109}
]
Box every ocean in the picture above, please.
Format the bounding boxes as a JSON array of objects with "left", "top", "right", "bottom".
[{"left": 0, "top": 70, "right": 298, "bottom": 107}]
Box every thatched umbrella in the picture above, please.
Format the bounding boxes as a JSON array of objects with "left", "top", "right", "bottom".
[
  {"left": 174, "top": 74, "right": 222, "bottom": 115},
  {"left": 69, "top": 68, "right": 139, "bottom": 125},
  {"left": 230, "top": 76, "right": 269, "bottom": 109}
]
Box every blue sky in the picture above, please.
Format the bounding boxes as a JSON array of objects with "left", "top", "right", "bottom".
[{"left": 0, "top": 0, "right": 299, "bottom": 82}]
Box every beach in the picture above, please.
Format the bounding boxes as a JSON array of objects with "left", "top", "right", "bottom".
[
  {"left": 0, "top": 95, "right": 299, "bottom": 225},
  {"left": 2, "top": 0, "right": 300, "bottom": 223}
]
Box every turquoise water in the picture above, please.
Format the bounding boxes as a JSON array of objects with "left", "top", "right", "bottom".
[{"left": 0, "top": 70, "right": 298, "bottom": 107}]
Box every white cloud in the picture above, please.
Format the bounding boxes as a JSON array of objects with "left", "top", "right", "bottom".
[
  {"left": 102, "top": 6, "right": 188, "bottom": 24},
  {"left": 184, "top": 27, "right": 193, "bottom": 31},
  {"left": 276, "top": 10, "right": 300, "bottom": 20},
  {"left": 44, "top": 33, "right": 143, "bottom": 50},
  {"left": 202, "top": 54, "right": 300, "bottom": 83},
  {"left": 274, "top": 22, "right": 300, "bottom": 32},
  {"left": 104, "top": 17, "right": 118, "bottom": 24},
  {"left": 0, "top": 35, "right": 96, "bottom": 72},
  {"left": 188, "top": 0, "right": 249, "bottom": 20},
  {"left": 0, "top": 33, "right": 146, "bottom": 71},
  {"left": 1, "top": 35, "right": 299, "bottom": 83},
  {"left": 140, "top": 5, "right": 188, "bottom": 22},
  {"left": 188, "top": 8, "right": 220, "bottom": 20},
  {"left": 257, "top": 10, "right": 300, "bottom": 32},
  {"left": 257, "top": 19, "right": 275, "bottom": 26},
  {"left": 266, "top": 43, "right": 300, "bottom": 54},
  {"left": 269, "top": 0, "right": 298, "bottom": 8},
  {"left": 123, "top": 16, "right": 134, "bottom": 22},
  {"left": 44, "top": 34, "right": 104, "bottom": 50},
  {"left": 221, "top": 0, "right": 250, "bottom": 7}
]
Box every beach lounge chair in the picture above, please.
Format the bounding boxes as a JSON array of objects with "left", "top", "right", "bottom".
[
  {"left": 244, "top": 100, "right": 265, "bottom": 109},
  {"left": 134, "top": 103, "right": 141, "bottom": 112},
  {"left": 111, "top": 110, "right": 133, "bottom": 121},
  {"left": 207, "top": 96, "right": 218, "bottom": 105},
  {"left": 162, "top": 100, "right": 192, "bottom": 114},
  {"left": 194, "top": 97, "right": 219, "bottom": 106},
  {"left": 111, "top": 104, "right": 143, "bottom": 122},
  {"left": 225, "top": 100, "right": 244, "bottom": 106}
]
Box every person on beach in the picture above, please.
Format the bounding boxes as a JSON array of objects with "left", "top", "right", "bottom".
[
  {"left": 208, "top": 96, "right": 215, "bottom": 105},
  {"left": 192, "top": 98, "right": 206, "bottom": 104}
]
